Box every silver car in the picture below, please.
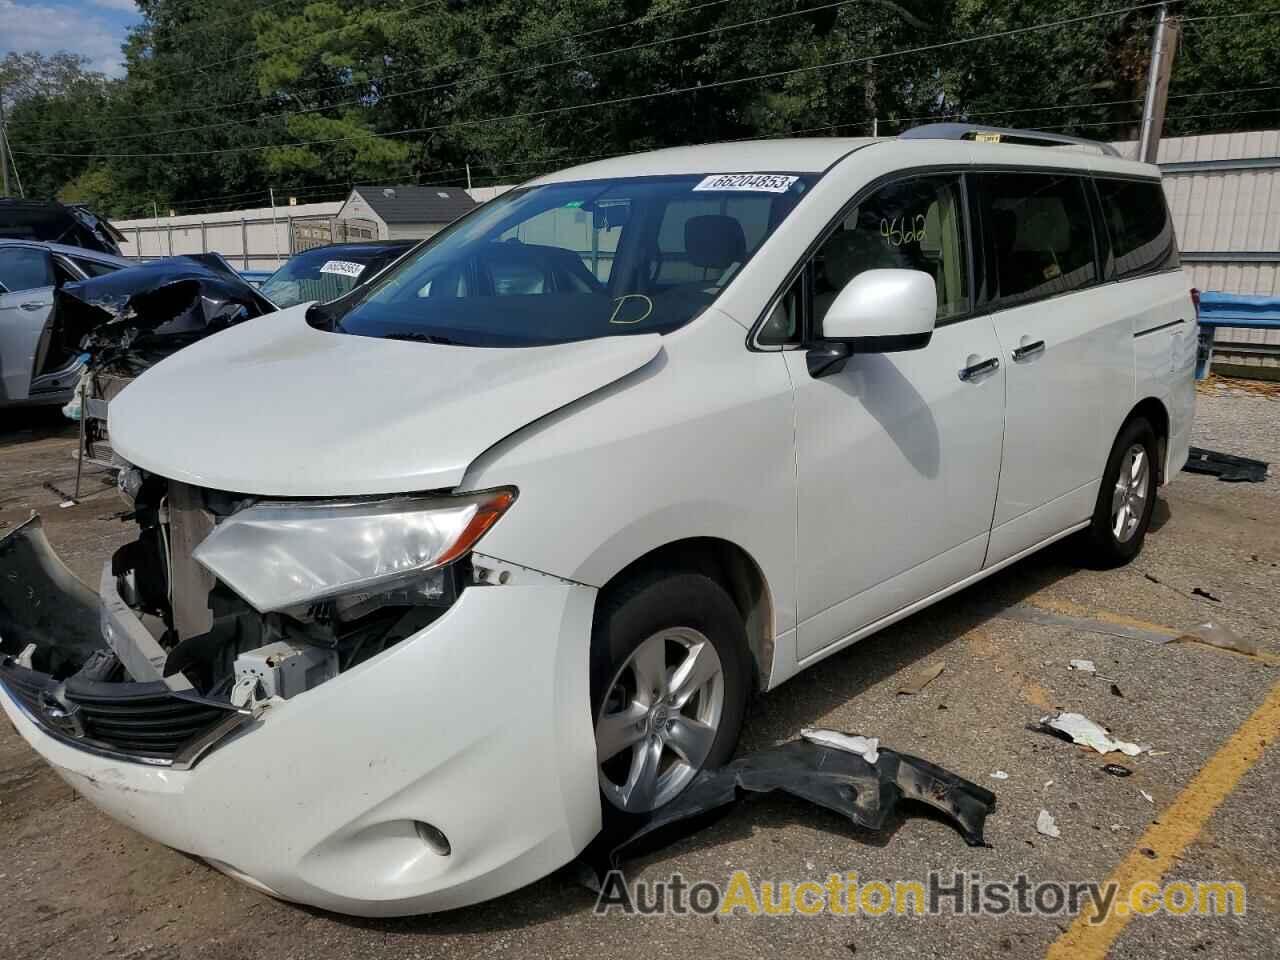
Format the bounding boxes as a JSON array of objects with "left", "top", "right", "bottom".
[{"left": 0, "top": 239, "right": 133, "bottom": 408}]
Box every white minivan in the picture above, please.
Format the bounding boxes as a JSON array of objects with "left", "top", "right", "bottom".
[{"left": 0, "top": 126, "right": 1195, "bottom": 916}]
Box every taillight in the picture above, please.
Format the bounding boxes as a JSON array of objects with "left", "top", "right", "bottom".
[{"left": 1190, "top": 287, "right": 1201, "bottom": 321}]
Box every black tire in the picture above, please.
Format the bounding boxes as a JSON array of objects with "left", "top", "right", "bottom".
[
  {"left": 589, "top": 571, "right": 751, "bottom": 827},
  {"left": 1078, "top": 417, "right": 1159, "bottom": 568}
]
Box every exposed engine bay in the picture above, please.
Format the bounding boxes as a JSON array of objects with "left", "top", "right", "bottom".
[
  {"left": 109, "top": 472, "right": 464, "bottom": 701},
  {"left": 0, "top": 469, "right": 473, "bottom": 766}
]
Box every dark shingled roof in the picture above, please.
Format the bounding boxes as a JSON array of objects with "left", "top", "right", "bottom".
[{"left": 351, "top": 184, "right": 478, "bottom": 225}]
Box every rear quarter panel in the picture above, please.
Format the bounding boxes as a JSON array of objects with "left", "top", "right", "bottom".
[{"left": 1126, "top": 272, "right": 1197, "bottom": 479}]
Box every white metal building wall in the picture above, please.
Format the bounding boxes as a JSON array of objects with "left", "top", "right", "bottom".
[
  {"left": 1114, "top": 131, "right": 1280, "bottom": 370},
  {"left": 111, "top": 202, "right": 343, "bottom": 270}
]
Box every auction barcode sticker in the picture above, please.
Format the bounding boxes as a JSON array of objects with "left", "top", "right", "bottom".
[
  {"left": 692, "top": 173, "right": 799, "bottom": 193},
  {"left": 319, "top": 260, "right": 365, "bottom": 278}
]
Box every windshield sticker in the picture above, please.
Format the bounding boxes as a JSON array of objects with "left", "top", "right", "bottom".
[
  {"left": 693, "top": 174, "right": 798, "bottom": 193},
  {"left": 319, "top": 260, "right": 365, "bottom": 278}
]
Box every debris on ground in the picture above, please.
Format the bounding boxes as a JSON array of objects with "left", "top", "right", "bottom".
[
  {"left": 576, "top": 734, "right": 997, "bottom": 886},
  {"left": 800, "top": 728, "right": 879, "bottom": 763},
  {"left": 897, "top": 662, "right": 945, "bottom": 695},
  {"left": 1174, "top": 622, "right": 1259, "bottom": 657},
  {"left": 1035, "top": 712, "right": 1148, "bottom": 756},
  {"left": 1101, "top": 763, "right": 1133, "bottom": 778},
  {"left": 1182, "top": 446, "right": 1269, "bottom": 483},
  {"left": 1110, "top": 683, "right": 1124, "bottom": 697},
  {"left": 1069, "top": 659, "right": 1097, "bottom": 674},
  {"left": 991, "top": 770, "right": 1010, "bottom": 780},
  {"left": 1036, "top": 810, "right": 1061, "bottom": 839},
  {"left": 1140, "top": 790, "right": 1155, "bottom": 804},
  {"left": 41, "top": 481, "right": 77, "bottom": 505},
  {"left": 1191, "top": 587, "right": 1223, "bottom": 603}
]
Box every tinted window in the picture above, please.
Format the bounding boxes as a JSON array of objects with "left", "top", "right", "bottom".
[
  {"left": 0, "top": 247, "right": 55, "bottom": 293},
  {"left": 758, "top": 273, "right": 803, "bottom": 346},
  {"left": 812, "top": 174, "right": 969, "bottom": 330},
  {"left": 977, "top": 173, "right": 1097, "bottom": 306},
  {"left": 1096, "top": 178, "right": 1179, "bottom": 278},
  {"left": 72, "top": 257, "right": 121, "bottom": 278}
]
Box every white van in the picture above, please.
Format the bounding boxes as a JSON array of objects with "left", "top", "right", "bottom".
[{"left": 0, "top": 126, "right": 1195, "bottom": 916}]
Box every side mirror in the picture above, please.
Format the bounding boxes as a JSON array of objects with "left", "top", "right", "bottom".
[{"left": 808, "top": 268, "right": 937, "bottom": 378}]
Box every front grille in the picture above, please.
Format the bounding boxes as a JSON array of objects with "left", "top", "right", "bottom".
[
  {"left": 1, "top": 665, "right": 80, "bottom": 738},
  {"left": 1, "top": 659, "right": 248, "bottom": 767},
  {"left": 68, "top": 681, "right": 237, "bottom": 760}
]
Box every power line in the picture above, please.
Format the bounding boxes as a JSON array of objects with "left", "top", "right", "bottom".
[
  {"left": 12, "top": 2, "right": 1173, "bottom": 160},
  {"left": 872, "top": 82, "right": 1280, "bottom": 131},
  {"left": 140, "top": 0, "right": 446, "bottom": 86},
  {"left": 1182, "top": 7, "right": 1280, "bottom": 22},
  {"left": 18, "top": 0, "right": 866, "bottom": 149},
  {"left": 66, "top": 0, "right": 736, "bottom": 127},
  {"left": 1022, "top": 104, "right": 1280, "bottom": 139},
  {"left": 148, "top": 0, "right": 302, "bottom": 45}
]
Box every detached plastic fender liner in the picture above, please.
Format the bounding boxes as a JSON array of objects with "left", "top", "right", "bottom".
[
  {"left": 577, "top": 738, "right": 997, "bottom": 885},
  {"left": 0, "top": 514, "right": 106, "bottom": 678}
]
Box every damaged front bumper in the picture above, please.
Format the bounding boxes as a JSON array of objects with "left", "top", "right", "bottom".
[{"left": 0, "top": 516, "right": 601, "bottom": 916}]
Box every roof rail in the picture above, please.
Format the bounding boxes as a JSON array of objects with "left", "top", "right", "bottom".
[{"left": 898, "top": 123, "right": 1121, "bottom": 158}]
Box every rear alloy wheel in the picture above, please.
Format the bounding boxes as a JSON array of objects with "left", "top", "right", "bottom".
[
  {"left": 1080, "top": 417, "right": 1159, "bottom": 567},
  {"left": 1111, "top": 442, "right": 1151, "bottom": 544},
  {"left": 590, "top": 572, "right": 750, "bottom": 820}
]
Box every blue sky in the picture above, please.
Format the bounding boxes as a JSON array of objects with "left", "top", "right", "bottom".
[{"left": 0, "top": 0, "right": 142, "bottom": 77}]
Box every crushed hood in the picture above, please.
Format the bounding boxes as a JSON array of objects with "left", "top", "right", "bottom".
[
  {"left": 56, "top": 253, "right": 275, "bottom": 376},
  {"left": 109, "top": 305, "right": 662, "bottom": 496}
]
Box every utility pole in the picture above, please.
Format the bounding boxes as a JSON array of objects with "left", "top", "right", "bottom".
[
  {"left": 269, "top": 186, "right": 281, "bottom": 264},
  {"left": 865, "top": 63, "right": 877, "bottom": 138},
  {"left": 0, "top": 84, "right": 11, "bottom": 198},
  {"left": 1138, "top": 3, "right": 1180, "bottom": 164}
]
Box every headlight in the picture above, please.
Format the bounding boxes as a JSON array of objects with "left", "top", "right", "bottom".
[{"left": 192, "top": 488, "right": 515, "bottom": 613}]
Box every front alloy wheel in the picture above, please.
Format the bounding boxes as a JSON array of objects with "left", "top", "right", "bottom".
[
  {"left": 589, "top": 571, "right": 750, "bottom": 821},
  {"left": 595, "top": 627, "right": 725, "bottom": 813}
]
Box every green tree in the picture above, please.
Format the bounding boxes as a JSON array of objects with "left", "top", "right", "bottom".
[{"left": 1, "top": 52, "right": 111, "bottom": 201}]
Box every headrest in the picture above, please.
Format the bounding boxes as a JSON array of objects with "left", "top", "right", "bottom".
[
  {"left": 1012, "top": 198, "right": 1070, "bottom": 252},
  {"left": 685, "top": 215, "right": 746, "bottom": 270},
  {"left": 991, "top": 208, "right": 1019, "bottom": 256}
]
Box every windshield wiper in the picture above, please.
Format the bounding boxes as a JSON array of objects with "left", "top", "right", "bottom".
[{"left": 382, "top": 331, "right": 466, "bottom": 345}]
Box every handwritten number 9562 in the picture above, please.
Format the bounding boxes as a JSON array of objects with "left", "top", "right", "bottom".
[{"left": 880, "top": 214, "right": 927, "bottom": 247}]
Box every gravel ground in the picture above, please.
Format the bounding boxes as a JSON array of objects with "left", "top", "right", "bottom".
[{"left": 1, "top": 386, "right": 1278, "bottom": 960}]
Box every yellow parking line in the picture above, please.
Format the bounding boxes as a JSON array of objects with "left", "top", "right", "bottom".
[
  {"left": 1045, "top": 678, "right": 1280, "bottom": 960},
  {"left": 1026, "top": 596, "right": 1280, "bottom": 665},
  {"left": 1027, "top": 595, "right": 1177, "bottom": 636}
]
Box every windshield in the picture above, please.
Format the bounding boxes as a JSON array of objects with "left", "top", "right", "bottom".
[
  {"left": 261, "top": 245, "right": 410, "bottom": 308},
  {"left": 313, "top": 174, "right": 815, "bottom": 346}
]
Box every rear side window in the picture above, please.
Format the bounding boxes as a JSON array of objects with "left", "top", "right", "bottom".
[
  {"left": 72, "top": 257, "right": 121, "bottom": 278},
  {"left": 0, "top": 247, "right": 55, "bottom": 293},
  {"left": 976, "top": 173, "right": 1097, "bottom": 307},
  {"left": 1095, "top": 178, "right": 1179, "bottom": 278}
]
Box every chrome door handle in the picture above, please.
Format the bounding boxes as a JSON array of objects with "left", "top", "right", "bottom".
[
  {"left": 20, "top": 301, "right": 49, "bottom": 311},
  {"left": 1012, "top": 339, "right": 1046, "bottom": 361},
  {"left": 958, "top": 356, "right": 999, "bottom": 382}
]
